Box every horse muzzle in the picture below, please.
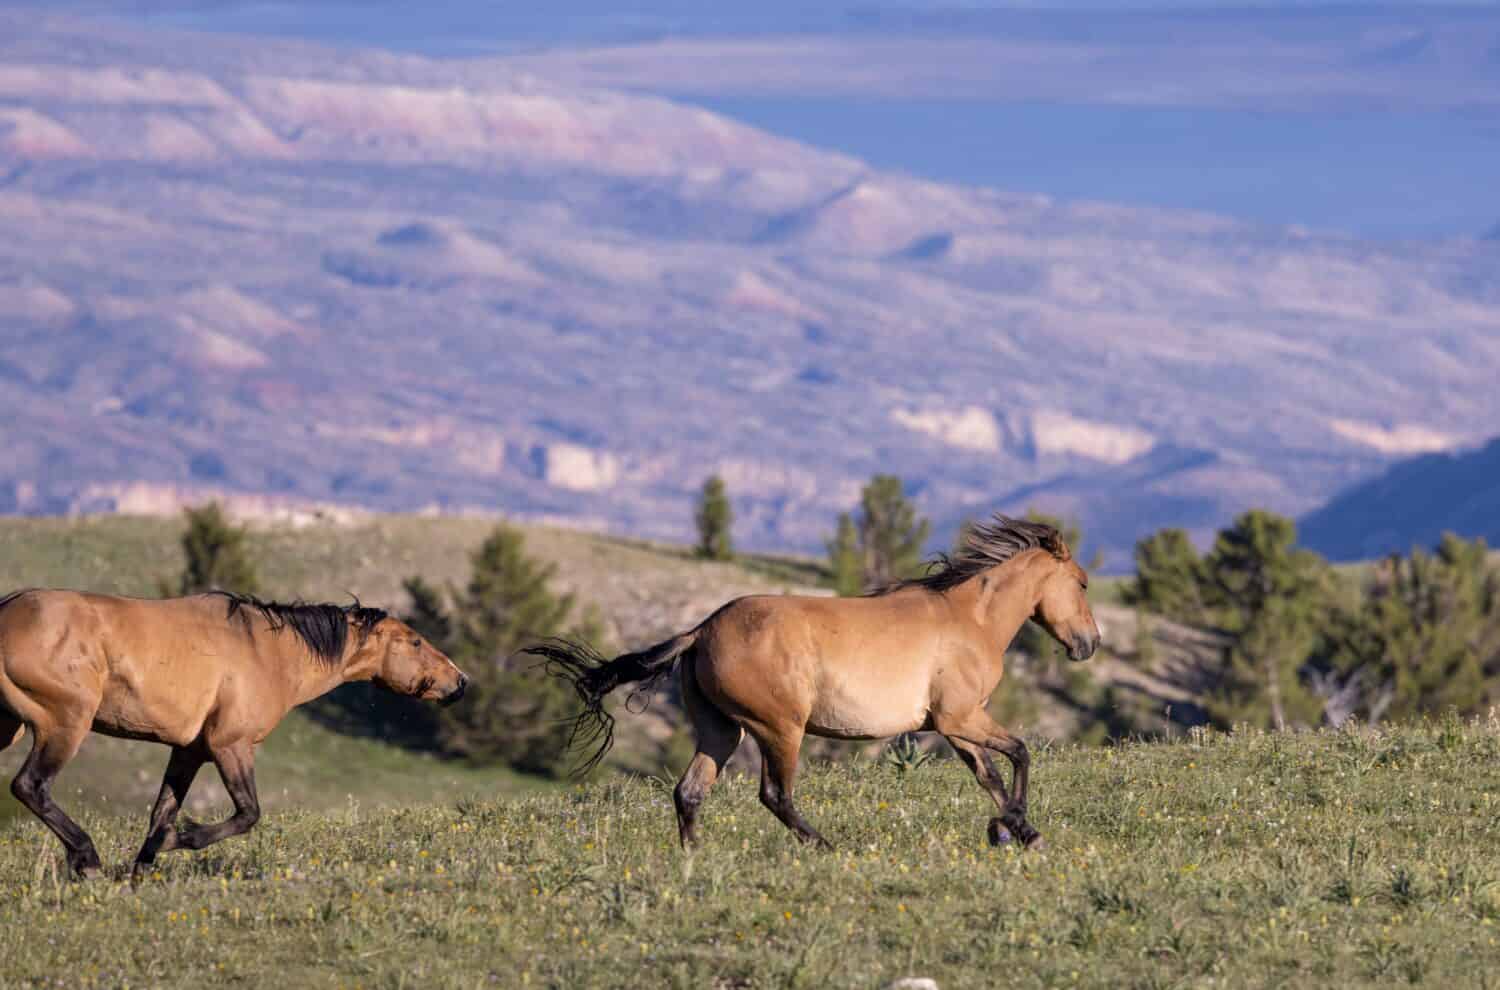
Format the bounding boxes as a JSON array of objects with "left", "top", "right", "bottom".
[
  {"left": 440, "top": 673, "right": 470, "bottom": 707},
  {"left": 1067, "top": 633, "right": 1099, "bottom": 662}
]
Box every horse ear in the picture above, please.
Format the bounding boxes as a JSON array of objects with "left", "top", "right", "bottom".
[{"left": 1044, "top": 531, "right": 1072, "bottom": 562}]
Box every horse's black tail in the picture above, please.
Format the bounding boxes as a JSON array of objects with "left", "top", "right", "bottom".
[{"left": 522, "top": 629, "right": 700, "bottom": 776}]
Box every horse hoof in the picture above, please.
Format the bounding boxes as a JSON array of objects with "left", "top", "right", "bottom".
[
  {"left": 987, "top": 819, "right": 1013, "bottom": 846},
  {"left": 1024, "top": 834, "right": 1046, "bottom": 852}
]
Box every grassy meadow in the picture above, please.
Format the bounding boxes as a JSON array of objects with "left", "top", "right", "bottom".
[
  {"left": 1, "top": 719, "right": 1499, "bottom": 988},
  {"left": 3, "top": 513, "right": 1498, "bottom": 987}
]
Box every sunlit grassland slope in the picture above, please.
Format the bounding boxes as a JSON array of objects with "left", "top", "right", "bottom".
[{"left": 2, "top": 720, "right": 1499, "bottom": 988}]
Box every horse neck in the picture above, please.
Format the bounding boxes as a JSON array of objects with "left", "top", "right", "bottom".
[
  {"left": 286, "top": 638, "right": 366, "bottom": 707},
  {"left": 944, "top": 560, "right": 1042, "bottom": 659}
]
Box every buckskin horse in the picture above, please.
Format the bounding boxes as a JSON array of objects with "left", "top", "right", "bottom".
[
  {"left": 0, "top": 590, "right": 469, "bottom": 878},
  {"left": 529, "top": 516, "right": 1099, "bottom": 851}
]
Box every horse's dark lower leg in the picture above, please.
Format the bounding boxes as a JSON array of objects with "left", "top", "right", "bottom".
[
  {"left": 941, "top": 713, "right": 1042, "bottom": 849},
  {"left": 132, "top": 745, "right": 205, "bottom": 877},
  {"left": 753, "top": 729, "right": 830, "bottom": 849},
  {"left": 673, "top": 675, "right": 743, "bottom": 847},
  {"left": 9, "top": 724, "right": 101, "bottom": 877},
  {"left": 988, "top": 732, "right": 1040, "bottom": 848},
  {"left": 175, "top": 742, "right": 260, "bottom": 852},
  {"left": 945, "top": 735, "right": 1021, "bottom": 847}
]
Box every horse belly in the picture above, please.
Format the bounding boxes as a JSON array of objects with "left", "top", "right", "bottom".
[
  {"left": 93, "top": 658, "right": 219, "bottom": 746},
  {"left": 806, "top": 668, "right": 929, "bottom": 741}
]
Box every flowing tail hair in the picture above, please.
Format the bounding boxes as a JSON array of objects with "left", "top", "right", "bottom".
[{"left": 522, "top": 629, "right": 700, "bottom": 776}]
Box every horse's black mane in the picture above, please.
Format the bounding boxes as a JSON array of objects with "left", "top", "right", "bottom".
[
  {"left": 214, "top": 591, "right": 388, "bottom": 665},
  {"left": 880, "top": 515, "right": 1068, "bottom": 595}
]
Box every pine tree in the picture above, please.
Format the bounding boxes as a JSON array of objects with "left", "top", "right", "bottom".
[
  {"left": 436, "top": 524, "right": 607, "bottom": 776},
  {"left": 1321, "top": 533, "right": 1499, "bottom": 724},
  {"left": 173, "top": 502, "right": 260, "bottom": 596},
  {"left": 1201, "top": 510, "right": 1330, "bottom": 731},
  {"left": 824, "top": 477, "right": 931, "bottom": 595},
  {"left": 401, "top": 575, "right": 454, "bottom": 649},
  {"left": 1125, "top": 527, "right": 1207, "bottom": 622},
  {"left": 857, "top": 475, "right": 930, "bottom": 589},
  {"left": 827, "top": 512, "right": 864, "bottom": 596},
  {"left": 694, "top": 475, "right": 734, "bottom": 561}
]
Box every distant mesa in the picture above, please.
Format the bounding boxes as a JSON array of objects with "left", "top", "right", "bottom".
[
  {"left": 1028, "top": 411, "right": 1155, "bottom": 465},
  {"left": 891, "top": 406, "right": 1001, "bottom": 454},
  {"left": 889, "top": 406, "right": 1156, "bottom": 465},
  {"left": 532, "top": 443, "right": 620, "bottom": 493},
  {"left": 1300, "top": 434, "right": 1500, "bottom": 561}
]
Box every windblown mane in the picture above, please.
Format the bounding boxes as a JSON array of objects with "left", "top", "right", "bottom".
[
  {"left": 215, "top": 592, "right": 387, "bottom": 665},
  {"left": 884, "top": 515, "right": 1069, "bottom": 594}
]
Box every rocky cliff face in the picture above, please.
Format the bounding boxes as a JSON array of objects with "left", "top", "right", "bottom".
[{"left": 4, "top": 13, "right": 1500, "bottom": 567}]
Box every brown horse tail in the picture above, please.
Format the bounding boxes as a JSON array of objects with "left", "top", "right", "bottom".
[{"left": 522, "top": 630, "right": 700, "bottom": 776}]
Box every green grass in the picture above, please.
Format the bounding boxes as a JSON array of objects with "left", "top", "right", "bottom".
[
  {"left": 0, "top": 711, "right": 553, "bottom": 829},
  {"left": 4, "top": 718, "right": 1500, "bottom": 988}
]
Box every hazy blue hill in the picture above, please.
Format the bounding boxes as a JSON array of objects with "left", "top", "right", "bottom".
[{"left": 1300, "top": 436, "right": 1500, "bottom": 561}]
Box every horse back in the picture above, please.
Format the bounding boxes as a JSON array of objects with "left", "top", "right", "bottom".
[
  {"left": 694, "top": 591, "right": 957, "bottom": 739},
  {"left": 0, "top": 590, "right": 275, "bottom": 744}
]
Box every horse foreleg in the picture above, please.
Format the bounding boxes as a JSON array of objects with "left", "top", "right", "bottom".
[
  {"left": 751, "top": 726, "right": 831, "bottom": 849},
  {"left": 9, "top": 720, "right": 102, "bottom": 877},
  {"left": 944, "top": 735, "right": 1020, "bottom": 847},
  {"left": 131, "top": 746, "right": 206, "bottom": 878},
  {"left": 938, "top": 711, "right": 1042, "bottom": 849},
  {"left": 174, "top": 740, "right": 260, "bottom": 853}
]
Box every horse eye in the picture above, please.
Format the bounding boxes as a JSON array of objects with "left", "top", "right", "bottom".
[{"left": 411, "top": 638, "right": 422, "bottom": 648}]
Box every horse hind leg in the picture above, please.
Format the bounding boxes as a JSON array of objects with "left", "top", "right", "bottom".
[
  {"left": 10, "top": 719, "right": 103, "bottom": 877},
  {"left": 750, "top": 725, "right": 831, "bottom": 849},
  {"left": 673, "top": 668, "right": 743, "bottom": 848}
]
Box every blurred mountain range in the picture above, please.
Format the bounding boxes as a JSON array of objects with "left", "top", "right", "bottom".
[
  {"left": 2, "top": 12, "right": 1499, "bottom": 567},
  {"left": 1301, "top": 436, "right": 1500, "bottom": 562},
  {"left": 13, "top": 1, "right": 1500, "bottom": 113}
]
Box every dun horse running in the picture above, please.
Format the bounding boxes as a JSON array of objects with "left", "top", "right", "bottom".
[
  {"left": 0, "top": 590, "right": 469, "bottom": 878},
  {"left": 531, "top": 516, "right": 1099, "bottom": 850}
]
